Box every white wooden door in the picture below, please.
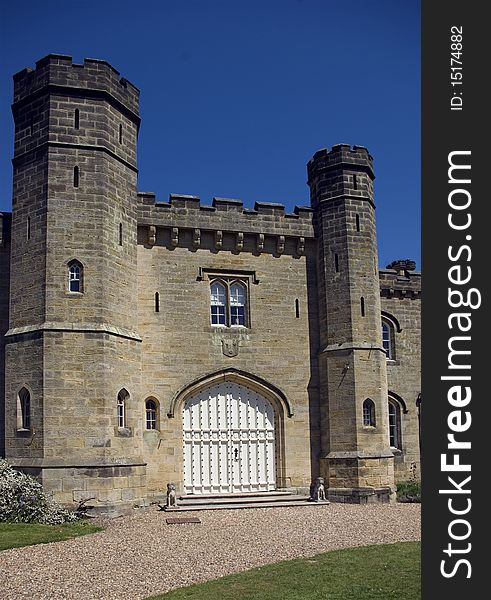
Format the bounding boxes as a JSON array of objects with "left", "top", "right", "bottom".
[{"left": 183, "top": 381, "right": 276, "bottom": 494}]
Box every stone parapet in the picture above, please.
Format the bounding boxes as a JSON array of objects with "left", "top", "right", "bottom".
[
  {"left": 380, "top": 262, "right": 421, "bottom": 299},
  {"left": 13, "top": 54, "right": 139, "bottom": 121},
  {"left": 137, "top": 193, "right": 314, "bottom": 257}
]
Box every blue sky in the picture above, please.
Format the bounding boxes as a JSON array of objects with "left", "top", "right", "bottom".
[{"left": 0, "top": 0, "right": 420, "bottom": 268}]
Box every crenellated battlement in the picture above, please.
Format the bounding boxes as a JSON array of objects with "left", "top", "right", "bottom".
[
  {"left": 137, "top": 192, "right": 314, "bottom": 254},
  {"left": 307, "top": 144, "right": 375, "bottom": 207},
  {"left": 13, "top": 54, "right": 139, "bottom": 119},
  {"left": 307, "top": 144, "right": 374, "bottom": 181},
  {"left": 379, "top": 259, "right": 421, "bottom": 298}
]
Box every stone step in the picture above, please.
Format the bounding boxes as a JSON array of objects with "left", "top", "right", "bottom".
[
  {"left": 177, "top": 492, "right": 308, "bottom": 506},
  {"left": 178, "top": 494, "right": 307, "bottom": 506},
  {"left": 178, "top": 490, "right": 294, "bottom": 501},
  {"left": 164, "top": 499, "right": 330, "bottom": 512}
]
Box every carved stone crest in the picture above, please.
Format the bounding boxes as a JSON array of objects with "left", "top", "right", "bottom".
[{"left": 222, "top": 339, "right": 239, "bottom": 357}]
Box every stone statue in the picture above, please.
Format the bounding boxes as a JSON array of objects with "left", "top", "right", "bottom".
[
  {"left": 312, "top": 477, "right": 326, "bottom": 502},
  {"left": 166, "top": 482, "right": 177, "bottom": 509}
]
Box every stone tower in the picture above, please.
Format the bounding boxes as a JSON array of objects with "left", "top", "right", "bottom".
[
  {"left": 308, "top": 144, "right": 395, "bottom": 502},
  {"left": 5, "top": 55, "right": 145, "bottom": 512}
]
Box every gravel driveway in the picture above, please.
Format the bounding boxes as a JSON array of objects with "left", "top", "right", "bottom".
[{"left": 0, "top": 503, "right": 421, "bottom": 600}]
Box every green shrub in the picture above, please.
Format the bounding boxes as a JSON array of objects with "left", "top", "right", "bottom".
[
  {"left": 396, "top": 480, "right": 421, "bottom": 503},
  {"left": 0, "top": 459, "right": 78, "bottom": 524}
]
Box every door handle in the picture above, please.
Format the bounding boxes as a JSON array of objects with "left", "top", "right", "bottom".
[{"left": 234, "top": 448, "right": 239, "bottom": 461}]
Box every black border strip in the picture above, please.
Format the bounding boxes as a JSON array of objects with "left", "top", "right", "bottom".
[{"left": 422, "top": 1, "right": 486, "bottom": 596}]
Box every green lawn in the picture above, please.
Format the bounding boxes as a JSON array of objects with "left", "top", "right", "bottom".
[
  {"left": 0, "top": 521, "right": 102, "bottom": 551},
  {"left": 147, "top": 542, "right": 420, "bottom": 600}
]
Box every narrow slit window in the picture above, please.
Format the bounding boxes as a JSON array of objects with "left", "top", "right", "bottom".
[
  {"left": 388, "top": 400, "right": 402, "bottom": 448},
  {"left": 295, "top": 299, "right": 300, "bottom": 318},
  {"left": 74, "top": 109, "right": 80, "bottom": 129},
  {"left": 363, "top": 399, "right": 376, "bottom": 427},
  {"left": 73, "top": 166, "right": 79, "bottom": 188},
  {"left": 145, "top": 399, "right": 157, "bottom": 430},
  {"left": 119, "top": 124, "right": 123, "bottom": 144},
  {"left": 117, "top": 389, "right": 129, "bottom": 428},
  {"left": 68, "top": 260, "right": 83, "bottom": 293},
  {"left": 334, "top": 253, "right": 339, "bottom": 272},
  {"left": 382, "top": 319, "right": 396, "bottom": 360},
  {"left": 27, "top": 217, "right": 31, "bottom": 241},
  {"left": 155, "top": 292, "right": 160, "bottom": 313},
  {"left": 18, "top": 388, "right": 31, "bottom": 430},
  {"left": 29, "top": 117, "right": 34, "bottom": 136},
  {"left": 355, "top": 214, "right": 360, "bottom": 232},
  {"left": 360, "top": 297, "right": 365, "bottom": 317},
  {"left": 119, "top": 223, "right": 123, "bottom": 246},
  {"left": 353, "top": 174, "right": 358, "bottom": 190}
]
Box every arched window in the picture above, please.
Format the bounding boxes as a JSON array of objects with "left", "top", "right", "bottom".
[
  {"left": 210, "top": 281, "right": 227, "bottom": 325},
  {"left": 362, "top": 398, "right": 376, "bottom": 427},
  {"left": 230, "top": 282, "right": 246, "bottom": 326},
  {"left": 388, "top": 399, "right": 402, "bottom": 449},
  {"left": 117, "top": 389, "right": 129, "bottom": 428},
  {"left": 145, "top": 399, "right": 158, "bottom": 430},
  {"left": 210, "top": 279, "right": 248, "bottom": 327},
  {"left": 382, "top": 318, "right": 395, "bottom": 360},
  {"left": 68, "top": 260, "right": 83, "bottom": 293},
  {"left": 17, "top": 388, "right": 31, "bottom": 430}
]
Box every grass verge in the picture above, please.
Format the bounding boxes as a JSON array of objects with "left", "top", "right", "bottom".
[
  {"left": 147, "top": 541, "right": 420, "bottom": 600},
  {"left": 0, "top": 521, "right": 102, "bottom": 551}
]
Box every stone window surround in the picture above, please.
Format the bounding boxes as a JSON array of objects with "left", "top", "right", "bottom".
[
  {"left": 204, "top": 270, "right": 254, "bottom": 329},
  {"left": 16, "top": 386, "right": 32, "bottom": 433},
  {"left": 145, "top": 397, "right": 159, "bottom": 431},
  {"left": 116, "top": 388, "right": 133, "bottom": 436},
  {"left": 362, "top": 398, "right": 376, "bottom": 428},
  {"left": 67, "top": 258, "right": 84, "bottom": 294},
  {"left": 388, "top": 397, "right": 403, "bottom": 450},
  {"left": 381, "top": 311, "right": 401, "bottom": 361}
]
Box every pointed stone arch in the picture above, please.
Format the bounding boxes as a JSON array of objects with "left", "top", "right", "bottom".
[
  {"left": 168, "top": 368, "right": 293, "bottom": 493},
  {"left": 168, "top": 368, "right": 294, "bottom": 419}
]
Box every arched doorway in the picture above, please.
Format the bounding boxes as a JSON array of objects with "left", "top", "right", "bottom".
[{"left": 183, "top": 380, "right": 276, "bottom": 494}]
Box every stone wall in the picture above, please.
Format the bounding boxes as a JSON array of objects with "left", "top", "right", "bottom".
[
  {"left": 136, "top": 213, "right": 320, "bottom": 497},
  {"left": 380, "top": 262, "right": 421, "bottom": 481}
]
